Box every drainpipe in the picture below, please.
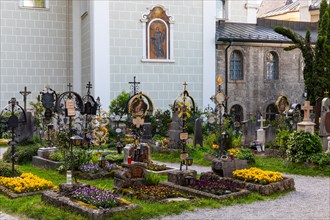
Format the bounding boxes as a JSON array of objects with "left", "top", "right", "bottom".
[{"left": 225, "top": 39, "right": 232, "bottom": 113}]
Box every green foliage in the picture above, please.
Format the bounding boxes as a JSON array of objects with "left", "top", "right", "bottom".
[
  {"left": 286, "top": 131, "right": 323, "bottom": 163},
  {"left": 235, "top": 148, "right": 255, "bottom": 161},
  {"left": 307, "top": 152, "right": 330, "bottom": 167},
  {"left": 105, "top": 153, "right": 124, "bottom": 163},
  {"left": 185, "top": 110, "right": 203, "bottom": 134},
  {"left": 275, "top": 129, "right": 291, "bottom": 151},
  {"left": 274, "top": 2, "right": 330, "bottom": 104},
  {"left": 109, "top": 91, "right": 130, "bottom": 119},
  {"left": 144, "top": 172, "right": 160, "bottom": 186},
  {"left": 150, "top": 109, "right": 172, "bottom": 137},
  {"left": 49, "top": 151, "right": 64, "bottom": 162},
  {"left": 3, "top": 144, "right": 40, "bottom": 164},
  {"left": 204, "top": 133, "right": 218, "bottom": 146},
  {"left": 231, "top": 135, "right": 242, "bottom": 148},
  {"left": 0, "top": 161, "right": 21, "bottom": 177}
]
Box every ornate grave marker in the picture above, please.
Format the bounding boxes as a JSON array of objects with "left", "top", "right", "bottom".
[
  {"left": 81, "top": 82, "right": 98, "bottom": 148},
  {"left": 0, "top": 98, "right": 26, "bottom": 176},
  {"left": 55, "top": 83, "right": 84, "bottom": 180},
  {"left": 210, "top": 76, "right": 227, "bottom": 156},
  {"left": 92, "top": 98, "right": 109, "bottom": 147},
  {"left": 127, "top": 91, "right": 154, "bottom": 162},
  {"left": 173, "top": 82, "right": 196, "bottom": 170},
  {"left": 275, "top": 94, "right": 290, "bottom": 129}
]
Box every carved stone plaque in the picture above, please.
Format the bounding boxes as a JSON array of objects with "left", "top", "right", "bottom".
[
  {"left": 325, "top": 112, "right": 330, "bottom": 133},
  {"left": 130, "top": 167, "right": 144, "bottom": 178},
  {"left": 66, "top": 99, "right": 76, "bottom": 117}
]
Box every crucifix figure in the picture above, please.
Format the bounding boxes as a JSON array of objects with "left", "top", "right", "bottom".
[
  {"left": 129, "top": 76, "right": 140, "bottom": 96},
  {"left": 302, "top": 101, "right": 313, "bottom": 122},
  {"left": 19, "top": 86, "right": 31, "bottom": 112},
  {"left": 258, "top": 116, "right": 266, "bottom": 129}
]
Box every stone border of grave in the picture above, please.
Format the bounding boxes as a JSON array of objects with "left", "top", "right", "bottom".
[
  {"left": 42, "top": 190, "right": 141, "bottom": 220},
  {"left": 0, "top": 185, "right": 47, "bottom": 199},
  {"left": 75, "top": 170, "right": 116, "bottom": 180},
  {"left": 145, "top": 166, "right": 178, "bottom": 176},
  {"left": 161, "top": 181, "right": 250, "bottom": 200},
  {"left": 222, "top": 177, "right": 295, "bottom": 196},
  {"left": 32, "top": 156, "right": 63, "bottom": 170}
]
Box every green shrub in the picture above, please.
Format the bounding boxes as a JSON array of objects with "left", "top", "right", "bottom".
[
  {"left": 0, "top": 161, "right": 21, "bottom": 177},
  {"left": 204, "top": 133, "right": 218, "bottom": 147},
  {"left": 307, "top": 152, "right": 330, "bottom": 167},
  {"left": 3, "top": 144, "right": 40, "bottom": 164},
  {"left": 49, "top": 151, "right": 64, "bottom": 162},
  {"left": 144, "top": 172, "right": 160, "bottom": 186},
  {"left": 286, "top": 131, "right": 322, "bottom": 163},
  {"left": 275, "top": 129, "right": 291, "bottom": 151}
]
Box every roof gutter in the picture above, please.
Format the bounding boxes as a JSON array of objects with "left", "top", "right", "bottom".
[{"left": 224, "top": 39, "right": 232, "bottom": 113}]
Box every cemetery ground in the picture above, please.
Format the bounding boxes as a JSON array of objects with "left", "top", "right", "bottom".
[{"left": 0, "top": 143, "right": 329, "bottom": 220}]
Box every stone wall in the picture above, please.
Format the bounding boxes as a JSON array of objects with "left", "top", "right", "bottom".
[{"left": 216, "top": 43, "right": 305, "bottom": 119}]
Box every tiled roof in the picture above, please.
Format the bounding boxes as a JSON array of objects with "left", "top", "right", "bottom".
[
  {"left": 257, "top": 0, "right": 291, "bottom": 18},
  {"left": 259, "top": 0, "right": 299, "bottom": 18},
  {"left": 216, "top": 20, "right": 318, "bottom": 43},
  {"left": 309, "top": 0, "right": 322, "bottom": 10}
]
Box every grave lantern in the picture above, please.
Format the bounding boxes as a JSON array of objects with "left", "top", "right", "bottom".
[
  {"left": 186, "top": 157, "right": 193, "bottom": 166},
  {"left": 98, "top": 155, "right": 107, "bottom": 168},
  {"left": 70, "top": 135, "right": 83, "bottom": 146}
]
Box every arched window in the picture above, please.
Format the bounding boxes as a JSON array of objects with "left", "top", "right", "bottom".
[
  {"left": 230, "top": 51, "right": 243, "bottom": 80},
  {"left": 266, "top": 103, "right": 277, "bottom": 121},
  {"left": 230, "top": 104, "right": 244, "bottom": 122},
  {"left": 266, "top": 52, "right": 279, "bottom": 80}
]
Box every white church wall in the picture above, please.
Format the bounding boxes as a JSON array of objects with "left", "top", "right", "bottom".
[
  {"left": 107, "top": 0, "right": 203, "bottom": 110},
  {"left": 0, "top": 0, "right": 71, "bottom": 108}
]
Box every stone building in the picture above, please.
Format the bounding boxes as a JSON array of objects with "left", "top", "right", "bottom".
[
  {"left": 216, "top": 18, "right": 318, "bottom": 121},
  {"left": 0, "top": 0, "right": 264, "bottom": 110}
]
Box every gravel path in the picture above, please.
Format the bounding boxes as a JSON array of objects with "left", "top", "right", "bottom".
[
  {"left": 153, "top": 161, "right": 330, "bottom": 220},
  {"left": 0, "top": 212, "right": 18, "bottom": 220}
]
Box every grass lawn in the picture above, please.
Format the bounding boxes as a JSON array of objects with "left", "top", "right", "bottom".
[{"left": 0, "top": 162, "right": 290, "bottom": 220}]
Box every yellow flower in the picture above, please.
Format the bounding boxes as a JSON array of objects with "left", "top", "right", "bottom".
[
  {"left": 233, "top": 167, "right": 283, "bottom": 184},
  {"left": 0, "top": 173, "right": 54, "bottom": 193}
]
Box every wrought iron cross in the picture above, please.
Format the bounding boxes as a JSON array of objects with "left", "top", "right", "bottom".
[
  {"left": 129, "top": 76, "right": 140, "bottom": 95},
  {"left": 86, "top": 81, "right": 92, "bottom": 95},
  {"left": 19, "top": 86, "right": 31, "bottom": 112},
  {"left": 67, "top": 83, "right": 73, "bottom": 98}
]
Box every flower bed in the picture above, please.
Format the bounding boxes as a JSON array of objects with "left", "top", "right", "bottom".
[
  {"left": 127, "top": 185, "right": 190, "bottom": 201},
  {"left": 76, "top": 162, "right": 119, "bottom": 180},
  {"left": 161, "top": 181, "right": 249, "bottom": 200},
  {"left": 0, "top": 173, "right": 54, "bottom": 198},
  {"left": 42, "top": 185, "right": 140, "bottom": 220},
  {"left": 200, "top": 171, "right": 295, "bottom": 196},
  {"left": 232, "top": 167, "right": 283, "bottom": 185},
  {"left": 187, "top": 179, "right": 239, "bottom": 196},
  {"left": 71, "top": 186, "right": 119, "bottom": 208}
]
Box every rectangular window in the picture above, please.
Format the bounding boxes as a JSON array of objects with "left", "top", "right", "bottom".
[{"left": 20, "top": 0, "right": 48, "bottom": 9}]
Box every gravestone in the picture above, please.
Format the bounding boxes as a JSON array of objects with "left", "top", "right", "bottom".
[
  {"left": 297, "top": 101, "right": 315, "bottom": 134},
  {"left": 256, "top": 116, "right": 266, "bottom": 151},
  {"left": 193, "top": 118, "right": 203, "bottom": 147},
  {"left": 241, "top": 119, "right": 256, "bottom": 145},
  {"left": 319, "top": 97, "right": 330, "bottom": 150},
  {"left": 211, "top": 158, "right": 248, "bottom": 177},
  {"left": 16, "top": 112, "right": 34, "bottom": 143},
  {"left": 264, "top": 125, "right": 276, "bottom": 144},
  {"left": 167, "top": 111, "right": 182, "bottom": 149},
  {"left": 123, "top": 143, "right": 151, "bottom": 164},
  {"left": 142, "top": 122, "right": 152, "bottom": 141}
]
